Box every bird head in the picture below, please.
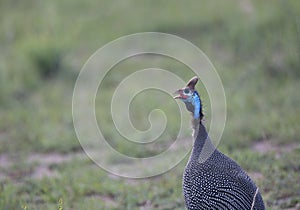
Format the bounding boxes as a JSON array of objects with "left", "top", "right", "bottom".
[
  {"left": 174, "top": 76, "right": 203, "bottom": 120},
  {"left": 174, "top": 76, "right": 198, "bottom": 100}
]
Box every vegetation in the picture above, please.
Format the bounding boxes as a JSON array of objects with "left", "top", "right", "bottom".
[{"left": 0, "top": 0, "right": 299, "bottom": 209}]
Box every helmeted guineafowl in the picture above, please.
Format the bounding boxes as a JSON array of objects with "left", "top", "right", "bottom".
[{"left": 174, "top": 76, "right": 265, "bottom": 210}]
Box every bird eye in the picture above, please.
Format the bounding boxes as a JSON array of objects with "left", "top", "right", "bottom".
[{"left": 183, "top": 88, "right": 190, "bottom": 94}]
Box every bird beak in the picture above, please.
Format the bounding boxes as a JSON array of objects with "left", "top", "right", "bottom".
[{"left": 173, "top": 89, "right": 183, "bottom": 99}]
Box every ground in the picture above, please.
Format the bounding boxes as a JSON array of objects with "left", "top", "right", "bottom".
[{"left": 0, "top": 0, "right": 300, "bottom": 209}]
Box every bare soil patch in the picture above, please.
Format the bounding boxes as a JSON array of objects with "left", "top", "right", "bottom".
[
  {"left": 27, "top": 152, "right": 85, "bottom": 179},
  {"left": 0, "top": 152, "right": 86, "bottom": 180},
  {"left": 252, "top": 140, "right": 299, "bottom": 156}
]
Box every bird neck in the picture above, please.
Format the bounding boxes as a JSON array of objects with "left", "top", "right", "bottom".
[{"left": 190, "top": 122, "right": 216, "bottom": 163}]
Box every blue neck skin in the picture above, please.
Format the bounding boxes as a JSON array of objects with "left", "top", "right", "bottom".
[{"left": 182, "top": 91, "right": 201, "bottom": 120}]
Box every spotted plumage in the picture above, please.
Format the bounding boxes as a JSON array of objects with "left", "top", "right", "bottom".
[{"left": 174, "top": 76, "right": 265, "bottom": 210}]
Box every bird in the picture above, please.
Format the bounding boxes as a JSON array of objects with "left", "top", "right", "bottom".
[{"left": 174, "top": 76, "right": 265, "bottom": 210}]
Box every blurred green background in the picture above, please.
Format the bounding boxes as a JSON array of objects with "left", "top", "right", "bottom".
[{"left": 0, "top": 0, "right": 300, "bottom": 209}]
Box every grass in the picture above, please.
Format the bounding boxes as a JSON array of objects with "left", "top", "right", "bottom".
[{"left": 0, "top": 0, "right": 300, "bottom": 209}]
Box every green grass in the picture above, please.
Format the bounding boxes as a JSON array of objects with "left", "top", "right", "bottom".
[{"left": 1, "top": 0, "right": 300, "bottom": 209}]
